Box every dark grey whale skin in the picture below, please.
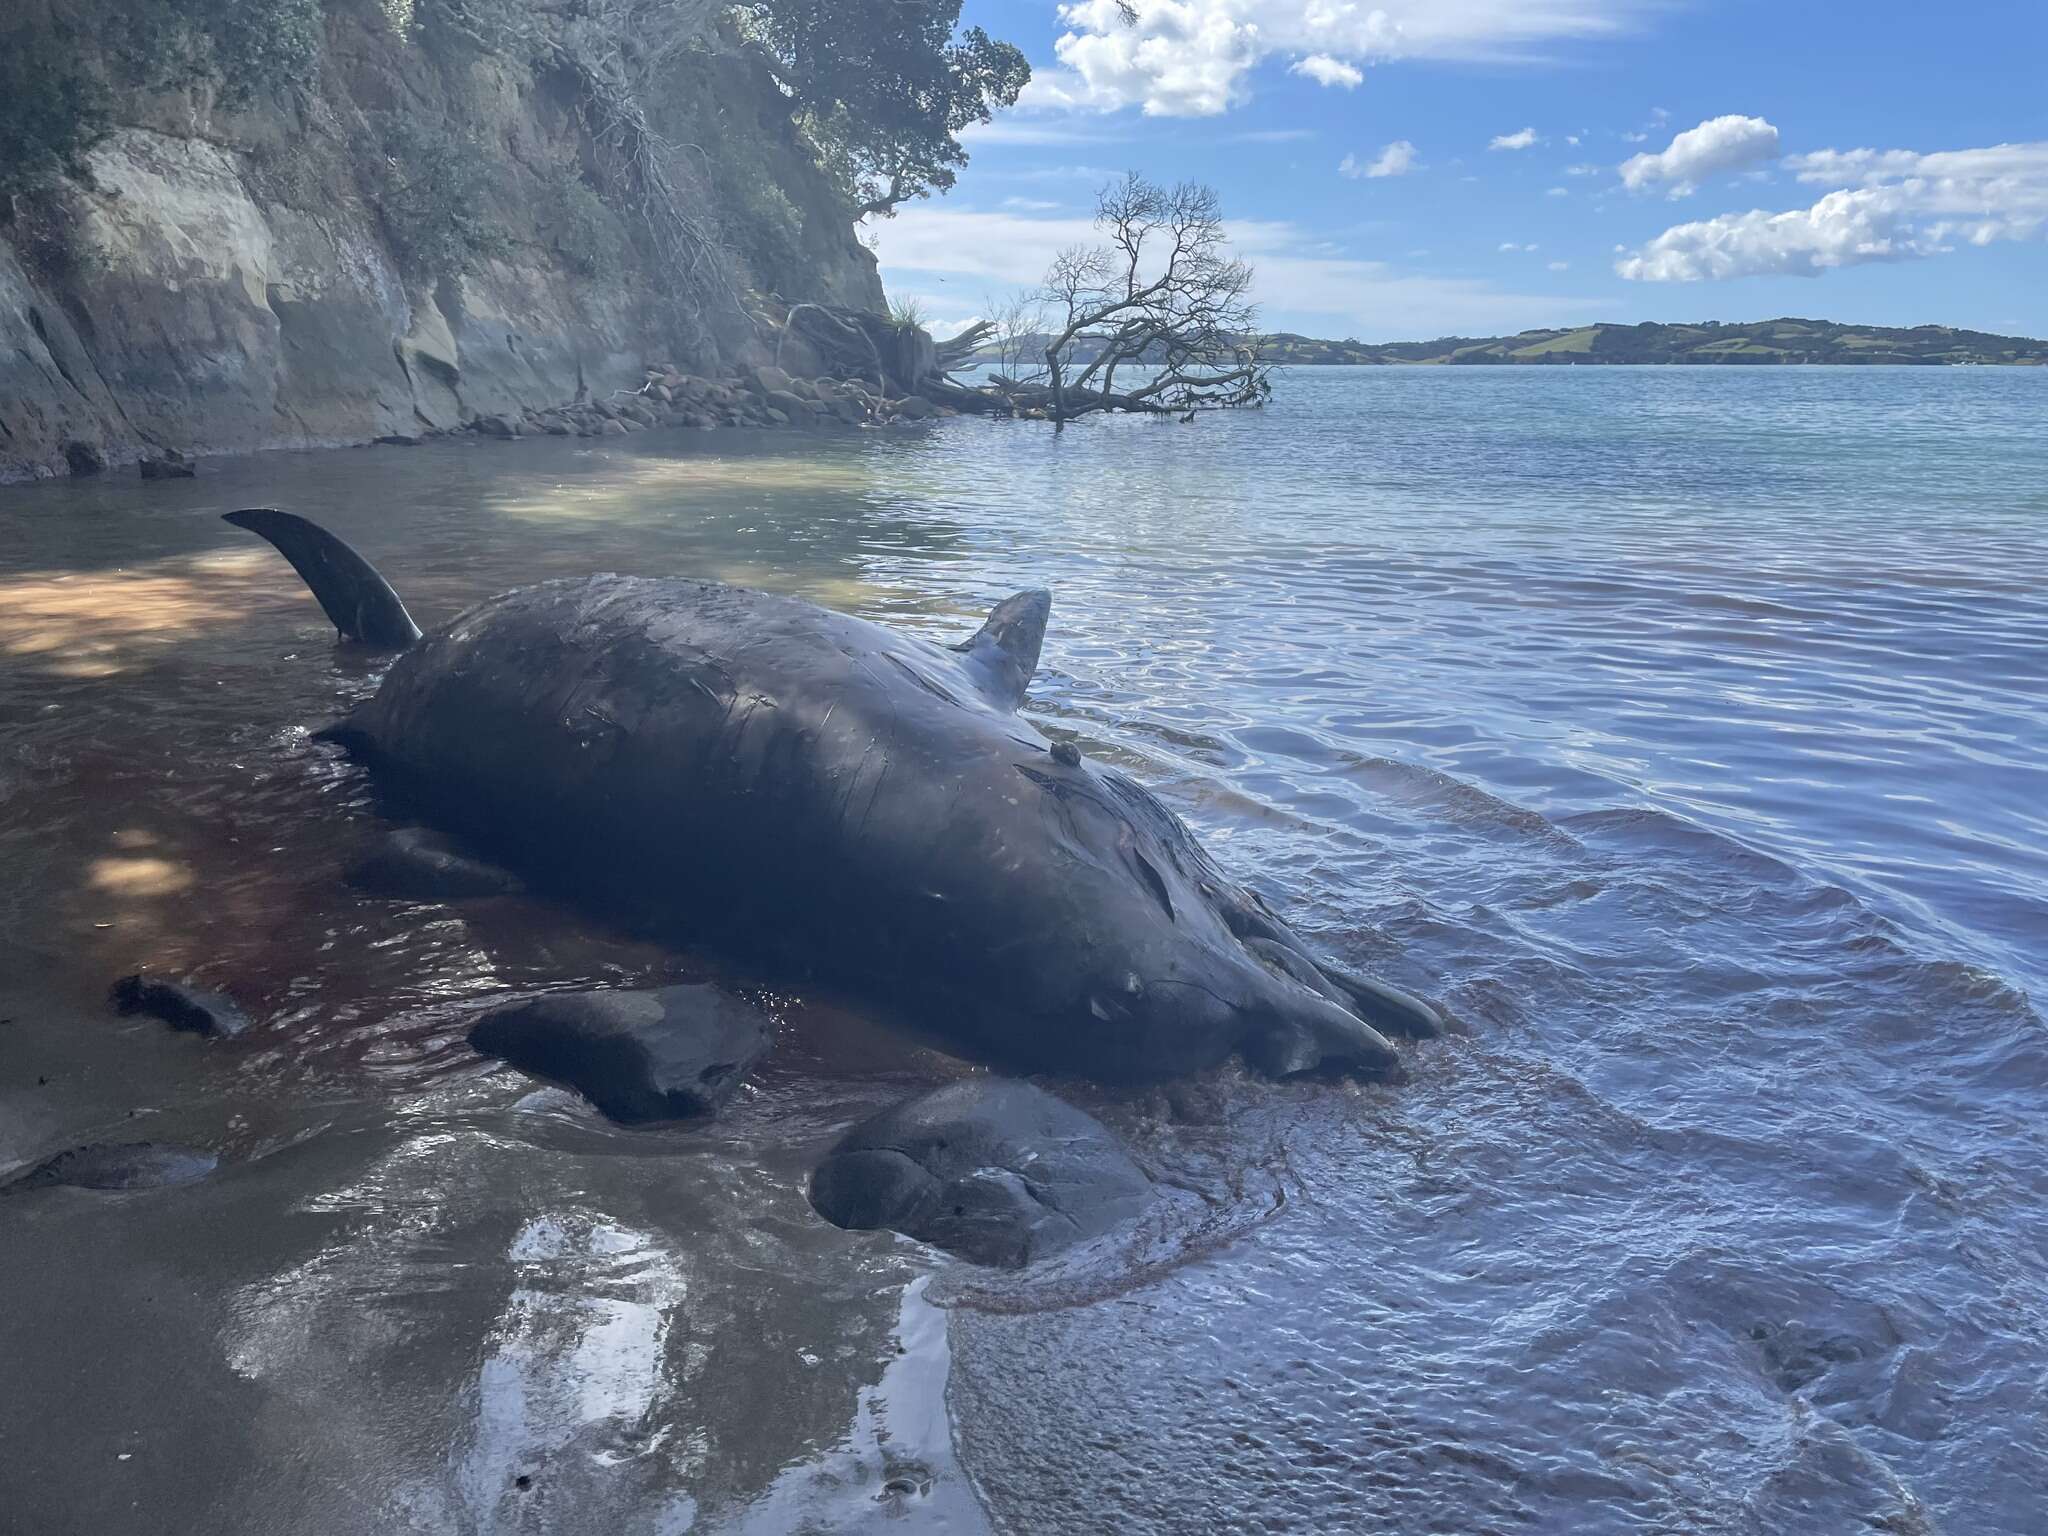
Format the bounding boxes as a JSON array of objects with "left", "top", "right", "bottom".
[
  {"left": 809, "top": 1079, "right": 1153, "bottom": 1267},
  {"left": 230, "top": 511, "right": 1439, "bottom": 1083}
]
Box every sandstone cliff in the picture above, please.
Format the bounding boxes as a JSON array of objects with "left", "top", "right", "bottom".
[{"left": 0, "top": 1, "right": 886, "bottom": 482}]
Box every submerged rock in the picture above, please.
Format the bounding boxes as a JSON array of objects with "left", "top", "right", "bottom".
[
  {"left": 346, "top": 826, "right": 524, "bottom": 900},
  {"left": 808, "top": 1080, "right": 1152, "bottom": 1267},
  {"left": 468, "top": 984, "right": 773, "bottom": 1123},
  {"left": 110, "top": 973, "right": 251, "bottom": 1038},
  {"left": 5, "top": 1142, "right": 217, "bottom": 1193},
  {"left": 139, "top": 448, "right": 195, "bottom": 479}
]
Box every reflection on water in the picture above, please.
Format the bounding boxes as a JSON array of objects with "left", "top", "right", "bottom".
[{"left": 2, "top": 369, "right": 2046, "bottom": 1533}]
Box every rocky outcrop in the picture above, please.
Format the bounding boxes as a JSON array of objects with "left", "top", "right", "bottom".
[{"left": 0, "top": 3, "right": 887, "bottom": 482}]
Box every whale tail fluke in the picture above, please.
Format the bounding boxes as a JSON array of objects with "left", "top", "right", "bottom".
[{"left": 224, "top": 509, "right": 423, "bottom": 649}]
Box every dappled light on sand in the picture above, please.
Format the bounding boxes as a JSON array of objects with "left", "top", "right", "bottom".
[{"left": 0, "top": 550, "right": 303, "bottom": 677}]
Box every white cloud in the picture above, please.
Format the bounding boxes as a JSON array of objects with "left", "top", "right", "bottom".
[
  {"left": 1341, "top": 140, "right": 1418, "bottom": 179},
  {"left": 1566, "top": 134, "right": 1582, "bottom": 146},
  {"left": 1498, "top": 241, "right": 1540, "bottom": 253},
  {"left": 1546, "top": 186, "right": 1569, "bottom": 197},
  {"left": 871, "top": 203, "right": 1581, "bottom": 336},
  {"left": 1293, "top": 54, "right": 1364, "bottom": 88},
  {"left": 1002, "top": 196, "right": 1063, "bottom": 211},
  {"left": 1490, "top": 126, "right": 1541, "bottom": 151},
  {"left": 1620, "top": 114, "right": 1781, "bottom": 197},
  {"left": 1548, "top": 260, "right": 1571, "bottom": 270},
  {"left": 1621, "top": 131, "right": 1648, "bottom": 143},
  {"left": 960, "top": 118, "right": 1120, "bottom": 148},
  {"left": 1565, "top": 162, "right": 1602, "bottom": 176},
  {"left": 1615, "top": 139, "right": 2048, "bottom": 280},
  {"left": 1032, "top": 0, "right": 1651, "bottom": 118}
]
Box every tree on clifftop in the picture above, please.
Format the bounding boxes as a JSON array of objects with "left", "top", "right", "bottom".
[{"left": 737, "top": 0, "right": 1029, "bottom": 217}]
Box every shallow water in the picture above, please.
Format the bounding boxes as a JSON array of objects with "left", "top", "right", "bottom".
[{"left": 2, "top": 366, "right": 2045, "bottom": 1532}]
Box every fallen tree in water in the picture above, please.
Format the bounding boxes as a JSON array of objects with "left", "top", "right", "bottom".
[{"left": 927, "top": 174, "right": 1273, "bottom": 426}]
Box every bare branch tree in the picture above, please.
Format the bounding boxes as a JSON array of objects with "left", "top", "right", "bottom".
[
  {"left": 982, "top": 289, "right": 1049, "bottom": 383},
  {"left": 1034, "top": 173, "right": 1271, "bottom": 428}
]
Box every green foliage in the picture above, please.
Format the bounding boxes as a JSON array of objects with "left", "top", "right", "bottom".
[
  {"left": 362, "top": 115, "right": 510, "bottom": 282},
  {"left": 536, "top": 164, "right": 629, "bottom": 278},
  {"left": 1, "top": 0, "right": 322, "bottom": 208},
  {"left": 738, "top": 0, "right": 1029, "bottom": 216},
  {"left": 0, "top": 19, "right": 110, "bottom": 206},
  {"left": 110, "top": 0, "right": 325, "bottom": 107}
]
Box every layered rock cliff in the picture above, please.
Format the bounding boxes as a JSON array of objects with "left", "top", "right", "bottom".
[{"left": 0, "top": 0, "right": 886, "bottom": 481}]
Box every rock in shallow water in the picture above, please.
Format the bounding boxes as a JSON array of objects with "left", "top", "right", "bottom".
[
  {"left": 808, "top": 1080, "right": 1152, "bottom": 1267},
  {"left": 5, "top": 1142, "right": 217, "bottom": 1193},
  {"left": 109, "top": 973, "right": 251, "bottom": 1038},
  {"left": 467, "top": 985, "right": 772, "bottom": 1124},
  {"left": 346, "top": 826, "right": 524, "bottom": 900}
]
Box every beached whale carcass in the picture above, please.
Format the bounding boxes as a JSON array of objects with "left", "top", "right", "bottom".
[{"left": 227, "top": 509, "right": 1439, "bottom": 1082}]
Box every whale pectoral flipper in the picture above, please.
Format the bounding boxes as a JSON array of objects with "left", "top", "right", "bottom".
[
  {"left": 950, "top": 588, "right": 1050, "bottom": 711},
  {"left": 1314, "top": 960, "right": 1442, "bottom": 1039},
  {"left": 224, "top": 509, "right": 423, "bottom": 649}
]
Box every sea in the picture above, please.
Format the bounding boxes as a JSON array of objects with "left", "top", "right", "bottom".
[{"left": 1, "top": 364, "right": 2043, "bottom": 1533}]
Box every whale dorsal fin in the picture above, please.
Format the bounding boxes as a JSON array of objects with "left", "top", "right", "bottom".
[
  {"left": 950, "top": 589, "right": 1049, "bottom": 711},
  {"left": 224, "top": 509, "right": 422, "bottom": 649}
]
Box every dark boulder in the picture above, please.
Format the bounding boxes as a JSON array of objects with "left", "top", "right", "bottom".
[
  {"left": 468, "top": 984, "right": 773, "bottom": 1123},
  {"left": 110, "top": 973, "right": 251, "bottom": 1038},
  {"left": 766, "top": 389, "right": 816, "bottom": 422},
  {"left": 808, "top": 1080, "right": 1151, "bottom": 1267},
  {"left": 5, "top": 1142, "right": 218, "bottom": 1193},
  {"left": 139, "top": 449, "right": 196, "bottom": 479},
  {"left": 347, "top": 827, "right": 524, "bottom": 900},
  {"left": 63, "top": 439, "right": 106, "bottom": 475},
  {"left": 475, "top": 413, "right": 522, "bottom": 439}
]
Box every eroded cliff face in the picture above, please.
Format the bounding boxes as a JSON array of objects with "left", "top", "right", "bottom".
[{"left": 0, "top": 3, "right": 884, "bottom": 482}]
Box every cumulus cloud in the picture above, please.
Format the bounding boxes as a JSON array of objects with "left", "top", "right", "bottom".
[
  {"left": 1293, "top": 53, "right": 1363, "bottom": 88},
  {"left": 1341, "top": 140, "right": 1418, "bottom": 179},
  {"left": 1498, "top": 241, "right": 1540, "bottom": 253},
  {"left": 1619, "top": 114, "right": 1781, "bottom": 197},
  {"left": 1490, "top": 127, "right": 1541, "bottom": 151},
  {"left": 1615, "top": 140, "right": 2048, "bottom": 280},
  {"left": 1546, "top": 186, "right": 1570, "bottom": 197},
  {"left": 1548, "top": 260, "right": 1571, "bottom": 270},
  {"left": 1032, "top": 0, "right": 1650, "bottom": 117}
]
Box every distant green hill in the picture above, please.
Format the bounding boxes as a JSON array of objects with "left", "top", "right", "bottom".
[{"left": 1254, "top": 319, "right": 2048, "bottom": 366}]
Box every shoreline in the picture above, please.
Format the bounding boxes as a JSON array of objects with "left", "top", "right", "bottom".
[{"left": 0, "top": 362, "right": 951, "bottom": 490}]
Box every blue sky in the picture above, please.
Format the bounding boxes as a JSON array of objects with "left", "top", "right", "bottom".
[{"left": 868, "top": 0, "right": 2048, "bottom": 342}]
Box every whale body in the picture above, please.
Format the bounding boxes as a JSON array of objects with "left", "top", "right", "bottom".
[{"left": 229, "top": 509, "right": 1439, "bottom": 1082}]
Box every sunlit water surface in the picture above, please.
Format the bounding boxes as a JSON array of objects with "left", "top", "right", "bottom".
[{"left": 2, "top": 367, "right": 2044, "bottom": 1533}]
